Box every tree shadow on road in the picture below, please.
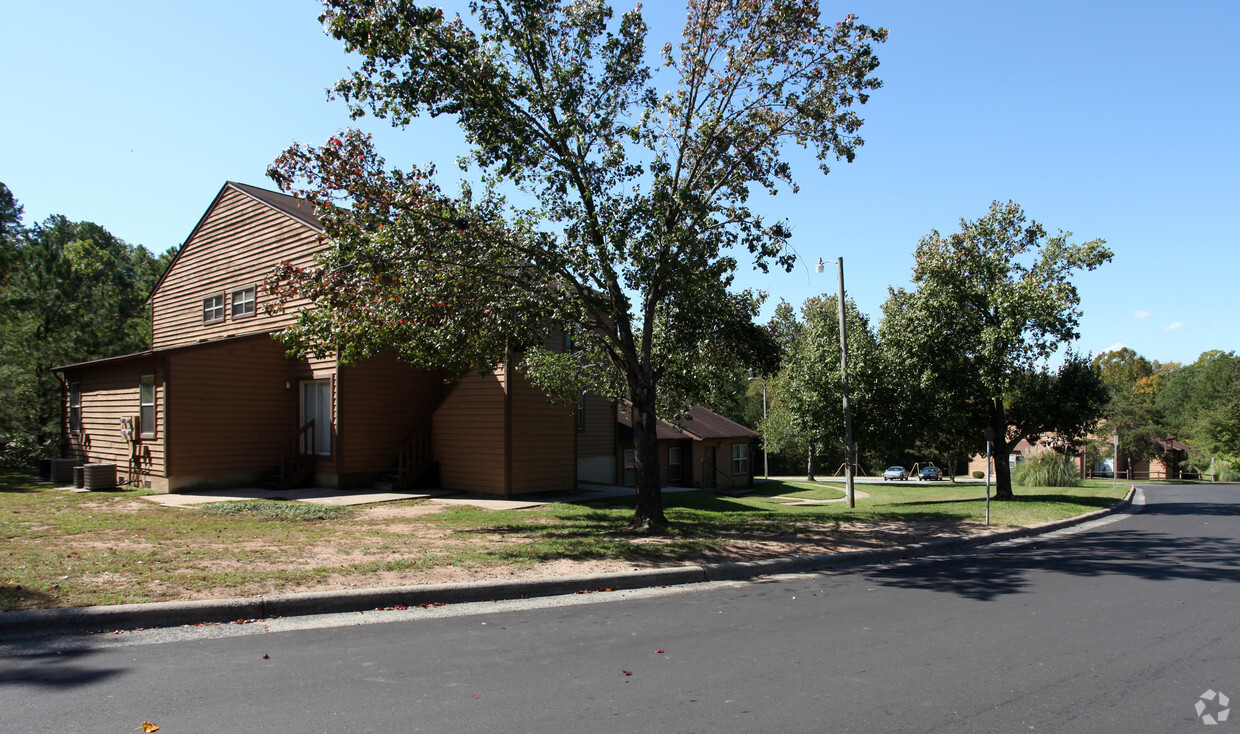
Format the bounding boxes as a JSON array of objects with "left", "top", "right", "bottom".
[{"left": 864, "top": 501, "right": 1240, "bottom": 602}]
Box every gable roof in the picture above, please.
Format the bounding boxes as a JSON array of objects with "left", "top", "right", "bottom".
[
  {"left": 146, "top": 181, "right": 324, "bottom": 305},
  {"left": 618, "top": 404, "right": 759, "bottom": 443}
]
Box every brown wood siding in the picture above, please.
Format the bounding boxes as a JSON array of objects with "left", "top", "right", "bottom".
[
  {"left": 509, "top": 370, "right": 576, "bottom": 494},
  {"left": 337, "top": 353, "right": 449, "bottom": 474},
  {"left": 576, "top": 393, "right": 614, "bottom": 459},
  {"left": 151, "top": 187, "right": 321, "bottom": 349},
  {"left": 62, "top": 358, "right": 166, "bottom": 486},
  {"left": 432, "top": 370, "right": 507, "bottom": 494},
  {"left": 166, "top": 337, "right": 310, "bottom": 484}
]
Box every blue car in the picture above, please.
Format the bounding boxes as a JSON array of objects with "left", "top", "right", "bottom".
[{"left": 919, "top": 465, "right": 943, "bottom": 481}]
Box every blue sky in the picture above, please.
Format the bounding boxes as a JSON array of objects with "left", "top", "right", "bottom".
[{"left": 3, "top": 1, "right": 1236, "bottom": 367}]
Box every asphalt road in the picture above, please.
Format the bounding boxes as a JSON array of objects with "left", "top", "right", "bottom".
[{"left": 3, "top": 483, "right": 1237, "bottom": 733}]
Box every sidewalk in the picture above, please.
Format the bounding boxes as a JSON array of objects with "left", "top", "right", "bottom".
[{"left": 0, "top": 486, "right": 1140, "bottom": 639}]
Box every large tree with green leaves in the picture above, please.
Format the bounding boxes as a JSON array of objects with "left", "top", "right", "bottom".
[
  {"left": 880, "top": 201, "right": 1112, "bottom": 499},
  {"left": 761, "top": 294, "right": 883, "bottom": 480},
  {"left": 0, "top": 213, "right": 174, "bottom": 447},
  {"left": 266, "top": 0, "right": 887, "bottom": 528}
]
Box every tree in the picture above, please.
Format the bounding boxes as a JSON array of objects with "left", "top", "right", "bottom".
[
  {"left": 266, "top": 0, "right": 888, "bottom": 528},
  {"left": 0, "top": 183, "right": 24, "bottom": 282},
  {"left": 880, "top": 201, "right": 1112, "bottom": 499},
  {"left": 1157, "top": 351, "right": 1240, "bottom": 465},
  {"left": 0, "top": 215, "right": 171, "bottom": 445},
  {"left": 761, "top": 294, "right": 883, "bottom": 480}
]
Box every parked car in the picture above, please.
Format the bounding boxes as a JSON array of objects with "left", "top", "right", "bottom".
[
  {"left": 919, "top": 465, "right": 943, "bottom": 481},
  {"left": 883, "top": 466, "right": 909, "bottom": 481}
]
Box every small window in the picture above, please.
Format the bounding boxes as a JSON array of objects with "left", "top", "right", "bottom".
[
  {"left": 69, "top": 382, "right": 81, "bottom": 434},
  {"left": 139, "top": 374, "right": 156, "bottom": 438},
  {"left": 577, "top": 390, "right": 586, "bottom": 431},
  {"left": 231, "top": 286, "right": 256, "bottom": 319},
  {"left": 202, "top": 294, "right": 225, "bottom": 323},
  {"left": 623, "top": 449, "right": 635, "bottom": 487},
  {"left": 668, "top": 446, "right": 682, "bottom": 481},
  {"left": 732, "top": 443, "right": 749, "bottom": 476}
]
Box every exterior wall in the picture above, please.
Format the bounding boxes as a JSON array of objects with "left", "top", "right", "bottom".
[
  {"left": 336, "top": 354, "right": 449, "bottom": 477},
  {"left": 164, "top": 336, "right": 315, "bottom": 491},
  {"left": 150, "top": 187, "right": 320, "bottom": 349},
  {"left": 62, "top": 357, "right": 167, "bottom": 491},
  {"left": 432, "top": 370, "right": 507, "bottom": 494},
  {"left": 576, "top": 393, "right": 615, "bottom": 484},
  {"left": 508, "top": 370, "right": 576, "bottom": 494}
]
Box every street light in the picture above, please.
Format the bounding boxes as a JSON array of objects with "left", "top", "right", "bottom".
[
  {"left": 816, "top": 256, "right": 855, "bottom": 509},
  {"left": 748, "top": 375, "right": 770, "bottom": 480}
]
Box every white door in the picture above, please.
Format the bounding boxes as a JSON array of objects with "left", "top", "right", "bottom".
[{"left": 301, "top": 380, "right": 332, "bottom": 456}]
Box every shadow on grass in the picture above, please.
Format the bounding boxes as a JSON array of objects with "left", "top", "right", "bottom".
[
  {"left": 0, "top": 473, "right": 45, "bottom": 494},
  {"left": 1, "top": 586, "right": 61, "bottom": 614},
  {"left": 886, "top": 494, "right": 1119, "bottom": 510}
]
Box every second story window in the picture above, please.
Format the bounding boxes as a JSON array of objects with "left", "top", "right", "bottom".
[
  {"left": 202, "top": 294, "right": 225, "bottom": 323},
  {"left": 231, "top": 286, "right": 256, "bottom": 319}
]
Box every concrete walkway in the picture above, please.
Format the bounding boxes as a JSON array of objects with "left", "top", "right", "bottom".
[{"left": 138, "top": 481, "right": 705, "bottom": 512}]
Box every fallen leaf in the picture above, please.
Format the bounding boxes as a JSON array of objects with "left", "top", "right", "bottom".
[
  {"left": 141, "top": 722, "right": 160, "bottom": 732},
  {"left": 623, "top": 671, "right": 632, "bottom": 676},
  {"left": 263, "top": 654, "right": 270, "bottom": 660},
  {"left": 473, "top": 695, "right": 479, "bottom": 699},
  {"left": 655, "top": 650, "right": 664, "bottom": 654}
]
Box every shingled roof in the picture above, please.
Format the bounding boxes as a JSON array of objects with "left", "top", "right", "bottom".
[{"left": 617, "top": 404, "right": 759, "bottom": 443}]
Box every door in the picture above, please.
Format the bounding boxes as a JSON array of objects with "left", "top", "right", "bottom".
[{"left": 300, "top": 379, "right": 332, "bottom": 456}]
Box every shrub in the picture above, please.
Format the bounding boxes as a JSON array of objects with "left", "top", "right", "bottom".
[
  {"left": 200, "top": 500, "right": 352, "bottom": 522},
  {"left": 1011, "top": 452, "right": 1080, "bottom": 487},
  {"left": 972, "top": 470, "right": 984, "bottom": 479},
  {"left": 0, "top": 434, "right": 58, "bottom": 472}
]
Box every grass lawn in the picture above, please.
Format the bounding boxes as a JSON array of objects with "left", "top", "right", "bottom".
[{"left": 1, "top": 473, "right": 1130, "bottom": 612}]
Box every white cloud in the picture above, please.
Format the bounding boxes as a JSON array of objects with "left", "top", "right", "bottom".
[
  {"left": 1134, "top": 310, "right": 1151, "bottom": 322},
  {"left": 1160, "top": 321, "right": 1184, "bottom": 332},
  {"left": 1101, "top": 343, "right": 1127, "bottom": 354}
]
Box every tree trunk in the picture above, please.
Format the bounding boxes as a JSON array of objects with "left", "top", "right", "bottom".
[
  {"left": 629, "top": 386, "right": 667, "bottom": 530},
  {"left": 990, "top": 400, "right": 1014, "bottom": 499},
  {"left": 806, "top": 442, "right": 816, "bottom": 481}
]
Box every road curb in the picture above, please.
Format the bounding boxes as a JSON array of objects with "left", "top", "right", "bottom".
[{"left": 0, "top": 487, "right": 1138, "bottom": 638}]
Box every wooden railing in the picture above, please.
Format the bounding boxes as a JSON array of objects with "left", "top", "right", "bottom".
[
  {"left": 396, "top": 423, "right": 432, "bottom": 490},
  {"left": 278, "top": 420, "right": 316, "bottom": 490}
]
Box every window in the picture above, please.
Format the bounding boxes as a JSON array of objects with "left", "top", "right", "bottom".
[
  {"left": 577, "top": 390, "right": 586, "bottom": 431},
  {"left": 202, "top": 294, "right": 225, "bottom": 323},
  {"left": 69, "top": 382, "right": 81, "bottom": 434},
  {"left": 139, "top": 374, "right": 156, "bottom": 438},
  {"left": 732, "top": 443, "right": 749, "bottom": 476},
  {"left": 623, "top": 449, "right": 635, "bottom": 486},
  {"left": 301, "top": 380, "right": 332, "bottom": 456},
  {"left": 668, "top": 446, "right": 682, "bottom": 481},
  {"left": 231, "top": 286, "right": 256, "bottom": 318}
]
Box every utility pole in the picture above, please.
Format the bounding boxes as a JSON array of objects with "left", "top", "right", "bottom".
[{"left": 817, "top": 257, "right": 855, "bottom": 508}]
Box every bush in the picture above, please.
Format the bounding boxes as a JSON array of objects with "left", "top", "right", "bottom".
[
  {"left": 1011, "top": 452, "right": 1080, "bottom": 487},
  {"left": 0, "top": 434, "right": 58, "bottom": 472},
  {"left": 972, "top": 470, "right": 984, "bottom": 479},
  {"left": 200, "top": 500, "right": 352, "bottom": 522}
]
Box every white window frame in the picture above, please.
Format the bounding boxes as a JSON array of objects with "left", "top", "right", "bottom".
[
  {"left": 668, "top": 446, "right": 682, "bottom": 482},
  {"left": 231, "top": 286, "right": 256, "bottom": 319},
  {"left": 300, "top": 379, "right": 333, "bottom": 456},
  {"left": 139, "top": 374, "right": 156, "bottom": 438},
  {"left": 732, "top": 443, "right": 750, "bottom": 476},
  {"left": 622, "top": 449, "right": 635, "bottom": 487},
  {"left": 202, "top": 293, "right": 225, "bottom": 323},
  {"left": 69, "top": 382, "right": 81, "bottom": 435},
  {"left": 577, "top": 390, "right": 586, "bottom": 431}
]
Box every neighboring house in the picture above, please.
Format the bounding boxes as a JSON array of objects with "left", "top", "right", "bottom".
[
  {"left": 1093, "top": 436, "right": 1192, "bottom": 480},
  {"left": 57, "top": 182, "right": 576, "bottom": 496},
  {"left": 613, "top": 404, "right": 758, "bottom": 492}
]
